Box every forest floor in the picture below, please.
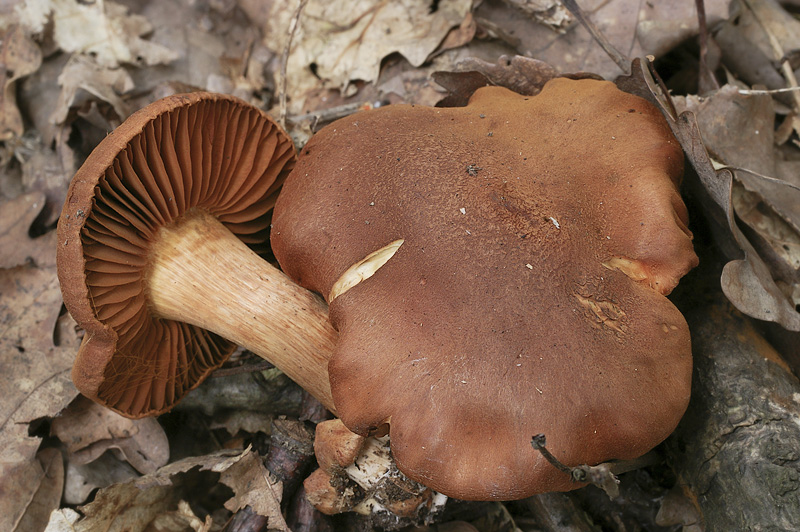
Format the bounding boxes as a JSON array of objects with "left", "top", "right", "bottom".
[{"left": 2, "top": 1, "right": 800, "bottom": 531}]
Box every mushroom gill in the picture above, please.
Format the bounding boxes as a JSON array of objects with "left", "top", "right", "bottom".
[{"left": 60, "top": 93, "right": 296, "bottom": 416}]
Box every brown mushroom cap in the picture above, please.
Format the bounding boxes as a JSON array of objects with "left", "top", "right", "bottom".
[
  {"left": 58, "top": 92, "right": 295, "bottom": 417},
  {"left": 271, "top": 78, "right": 698, "bottom": 500}
]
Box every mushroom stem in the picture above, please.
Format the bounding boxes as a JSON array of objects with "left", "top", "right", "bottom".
[{"left": 147, "top": 208, "right": 337, "bottom": 412}]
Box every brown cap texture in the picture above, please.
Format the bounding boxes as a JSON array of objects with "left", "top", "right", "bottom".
[
  {"left": 271, "top": 78, "right": 698, "bottom": 500},
  {"left": 57, "top": 92, "right": 295, "bottom": 418}
]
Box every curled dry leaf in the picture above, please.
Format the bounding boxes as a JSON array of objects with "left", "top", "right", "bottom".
[
  {"left": 17, "top": 54, "right": 69, "bottom": 149},
  {"left": 52, "top": 55, "right": 134, "bottom": 127},
  {"left": 0, "top": 447, "right": 64, "bottom": 532},
  {"left": 218, "top": 448, "right": 289, "bottom": 531},
  {"left": 50, "top": 396, "right": 169, "bottom": 475},
  {"left": 619, "top": 58, "right": 800, "bottom": 331},
  {"left": 655, "top": 485, "right": 704, "bottom": 529},
  {"left": 454, "top": 55, "right": 561, "bottom": 95},
  {"left": 677, "top": 85, "right": 800, "bottom": 313},
  {"left": 433, "top": 55, "right": 560, "bottom": 106},
  {"left": 433, "top": 11, "right": 478, "bottom": 56},
  {"left": 0, "top": 25, "right": 43, "bottom": 142},
  {"left": 49, "top": 447, "right": 285, "bottom": 531},
  {"left": 17, "top": 0, "right": 178, "bottom": 68},
  {"left": 63, "top": 452, "right": 138, "bottom": 505}
]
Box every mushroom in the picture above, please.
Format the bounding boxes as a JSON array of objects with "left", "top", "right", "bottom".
[
  {"left": 271, "top": 78, "right": 699, "bottom": 500},
  {"left": 57, "top": 92, "right": 337, "bottom": 417}
]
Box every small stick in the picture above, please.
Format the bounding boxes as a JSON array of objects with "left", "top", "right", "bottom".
[
  {"left": 280, "top": 0, "right": 310, "bottom": 130},
  {"left": 646, "top": 57, "right": 679, "bottom": 121},
  {"left": 211, "top": 360, "right": 275, "bottom": 378},
  {"left": 531, "top": 434, "right": 661, "bottom": 499},
  {"left": 739, "top": 86, "right": 800, "bottom": 95},
  {"left": 561, "top": 0, "right": 630, "bottom": 74},
  {"left": 695, "top": 0, "right": 720, "bottom": 91},
  {"left": 288, "top": 101, "right": 384, "bottom": 125},
  {"left": 530, "top": 434, "right": 573, "bottom": 476}
]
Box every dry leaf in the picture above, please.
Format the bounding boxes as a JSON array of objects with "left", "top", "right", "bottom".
[
  {"left": 52, "top": 55, "right": 134, "bottom": 126},
  {"left": 454, "top": 55, "right": 561, "bottom": 95},
  {"left": 678, "top": 85, "right": 800, "bottom": 321},
  {"left": 0, "top": 239, "right": 80, "bottom": 508},
  {"left": 18, "top": 54, "right": 70, "bottom": 148},
  {"left": 677, "top": 86, "right": 775, "bottom": 177},
  {"left": 727, "top": 0, "right": 800, "bottom": 65},
  {"left": 151, "top": 500, "right": 214, "bottom": 532},
  {"left": 476, "top": 0, "right": 731, "bottom": 78},
  {"left": 499, "top": 0, "right": 572, "bottom": 32},
  {"left": 51, "top": 396, "right": 169, "bottom": 475},
  {"left": 0, "top": 219, "right": 79, "bottom": 529},
  {"left": 50, "top": 447, "right": 284, "bottom": 531},
  {"left": 219, "top": 448, "right": 288, "bottom": 531},
  {"left": 0, "top": 447, "right": 64, "bottom": 532},
  {"left": 17, "top": 0, "right": 178, "bottom": 68},
  {"left": 260, "top": 0, "right": 472, "bottom": 113},
  {"left": 431, "top": 70, "right": 492, "bottom": 107},
  {"left": 677, "top": 85, "right": 800, "bottom": 311},
  {"left": 44, "top": 508, "right": 81, "bottom": 532},
  {"left": 433, "top": 55, "right": 560, "bottom": 107},
  {"left": 63, "top": 452, "right": 139, "bottom": 505},
  {"left": 655, "top": 486, "right": 705, "bottom": 529},
  {"left": 433, "top": 11, "right": 478, "bottom": 56},
  {"left": 0, "top": 25, "right": 43, "bottom": 141},
  {"left": 209, "top": 409, "right": 275, "bottom": 436},
  {"left": 53, "top": 476, "right": 180, "bottom": 532},
  {"left": 620, "top": 58, "right": 800, "bottom": 331},
  {"left": 20, "top": 141, "right": 75, "bottom": 227},
  {"left": 0, "top": 192, "right": 54, "bottom": 269},
  {"left": 126, "top": 0, "right": 272, "bottom": 103}
]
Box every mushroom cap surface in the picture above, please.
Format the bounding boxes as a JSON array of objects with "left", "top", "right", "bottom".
[
  {"left": 58, "top": 92, "right": 295, "bottom": 418},
  {"left": 271, "top": 79, "right": 698, "bottom": 500}
]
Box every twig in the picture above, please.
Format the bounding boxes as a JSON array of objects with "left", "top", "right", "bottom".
[
  {"left": 739, "top": 86, "right": 800, "bottom": 95},
  {"left": 646, "top": 58, "right": 679, "bottom": 121},
  {"left": 531, "top": 433, "right": 659, "bottom": 499},
  {"left": 695, "top": 0, "right": 720, "bottom": 91},
  {"left": 561, "top": 0, "right": 630, "bottom": 74},
  {"left": 287, "top": 100, "right": 385, "bottom": 126},
  {"left": 212, "top": 360, "right": 275, "bottom": 378},
  {"left": 280, "top": 0, "right": 309, "bottom": 130},
  {"left": 530, "top": 434, "right": 573, "bottom": 476}
]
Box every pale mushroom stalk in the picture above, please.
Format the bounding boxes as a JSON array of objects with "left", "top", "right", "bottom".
[{"left": 146, "top": 208, "right": 337, "bottom": 411}]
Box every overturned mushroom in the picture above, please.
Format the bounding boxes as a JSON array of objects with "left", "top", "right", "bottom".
[
  {"left": 271, "top": 78, "right": 698, "bottom": 500},
  {"left": 57, "top": 92, "right": 336, "bottom": 417}
]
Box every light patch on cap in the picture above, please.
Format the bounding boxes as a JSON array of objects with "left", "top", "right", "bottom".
[
  {"left": 602, "top": 256, "right": 649, "bottom": 283},
  {"left": 329, "top": 239, "right": 404, "bottom": 302}
]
